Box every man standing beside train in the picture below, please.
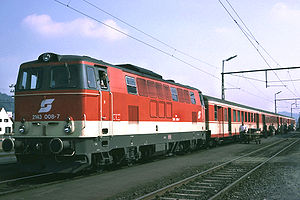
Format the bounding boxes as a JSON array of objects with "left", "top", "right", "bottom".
[{"left": 239, "top": 122, "right": 248, "bottom": 142}]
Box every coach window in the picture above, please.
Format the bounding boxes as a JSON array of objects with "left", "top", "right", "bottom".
[
  {"left": 245, "top": 112, "right": 247, "bottom": 122},
  {"left": 241, "top": 111, "right": 244, "bottom": 122},
  {"left": 224, "top": 108, "right": 228, "bottom": 121},
  {"left": 233, "top": 110, "right": 236, "bottom": 122},
  {"left": 170, "top": 87, "right": 178, "bottom": 101},
  {"left": 248, "top": 112, "right": 251, "bottom": 122},
  {"left": 237, "top": 111, "right": 240, "bottom": 122},
  {"left": 190, "top": 92, "right": 196, "bottom": 104},
  {"left": 214, "top": 105, "right": 218, "bottom": 120},
  {"left": 126, "top": 76, "right": 137, "bottom": 94}
]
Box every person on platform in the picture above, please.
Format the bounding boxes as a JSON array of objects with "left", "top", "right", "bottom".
[{"left": 239, "top": 122, "right": 248, "bottom": 142}]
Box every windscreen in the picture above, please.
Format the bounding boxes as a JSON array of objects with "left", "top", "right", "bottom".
[
  {"left": 17, "top": 65, "right": 80, "bottom": 91},
  {"left": 17, "top": 68, "right": 42, "bottom": 90},
  {"left": 50, "top": 65, "right": 79, "bottom": 88}
]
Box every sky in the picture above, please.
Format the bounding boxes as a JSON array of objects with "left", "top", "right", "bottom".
[{"left": 1, "top": 0, "right": 300, "bottom": 115}]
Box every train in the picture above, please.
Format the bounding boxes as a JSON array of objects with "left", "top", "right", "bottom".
[{"left": 2, "top": 53, "right": 295, "bottom": 173}]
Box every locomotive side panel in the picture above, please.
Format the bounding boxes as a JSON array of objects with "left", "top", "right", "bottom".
[{"left": 108, "top": 68, "right": 206, "bottom": 136}]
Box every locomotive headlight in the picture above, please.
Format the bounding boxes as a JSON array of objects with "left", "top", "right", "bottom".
[
  {"left": 42, "top": 53, "right": 51, "bottom": 62},
  {"left": 64, "top": 116, "right": 75, "bottom": 134},
  {"left": 64, "top": 124, "right": 72, "bottom": 134},
  {"left": 19, "top": 125, "right": 26, "bottom": 134}
]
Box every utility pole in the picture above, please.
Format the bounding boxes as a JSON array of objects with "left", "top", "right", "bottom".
[
  {"left": 274, "top": 91, "right": 282, "bottom": 113},
  {"left": 221, "top": 55, "right": 237, "bottom": 100},
  {"left": 291, "top": 102, "right": 296, "bottom": 117}
]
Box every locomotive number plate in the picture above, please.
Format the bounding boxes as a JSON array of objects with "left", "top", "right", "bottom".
[{"left": 32, "top": 114, "right": 61, "bottom": 120}]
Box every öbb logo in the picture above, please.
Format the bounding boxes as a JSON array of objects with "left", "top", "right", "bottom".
[{"left": 38, "top": 99, "right": 55, "bottom": 113}]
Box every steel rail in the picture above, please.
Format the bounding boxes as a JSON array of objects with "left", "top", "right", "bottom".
[
  {"left": 135, "top": 138, "right": 287, "bottom": 200},
  {"left": 0, "top": 172, "right": 54, "bottom": 185},
  {"left": 209, "top": 138, "right": 300, "bottom": 200},
  {"left": 0, "top": 172, "right": 60, "bottom": 196}
]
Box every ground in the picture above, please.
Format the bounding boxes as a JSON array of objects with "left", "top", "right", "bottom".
[{"left": 0, "top": 134, "right": 299, "bottom": 200}]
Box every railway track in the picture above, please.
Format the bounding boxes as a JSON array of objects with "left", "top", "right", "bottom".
[
  {"left": 0, "top": 134, "right": 297, "bottom": 198},
  {"left": 0, "top": 172, "right": 79, "bottom": 196},
  {"left": 135, "top": 137, "right": 300, "bottom": 200},
  {"left": 0, "top": 172, "right": 57, "bottom": 195}
]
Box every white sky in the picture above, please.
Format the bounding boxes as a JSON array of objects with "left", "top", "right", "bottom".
[{"left": 1, "top": 0, "right": 300, "bottom": 114}]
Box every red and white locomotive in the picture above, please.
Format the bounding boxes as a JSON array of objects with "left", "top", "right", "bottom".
[{"left": 2, "top": 53, "right": 294, "bottom": 172}]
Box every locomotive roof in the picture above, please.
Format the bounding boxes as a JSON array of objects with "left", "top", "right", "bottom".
[
  {"left": 203, "top": 95, "right": 293, "bottom": 120},
  {"left": 22, "top": 53, "right": 201, "bottom": 92}
]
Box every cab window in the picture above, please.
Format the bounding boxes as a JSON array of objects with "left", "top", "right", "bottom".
[
  {"left": 50, "top": 65, "right": 79, "bottom": 88},
  {"left": 17, "top": 68, "right": 42, "bottom": 90},
  {"left": 98, "top": 70, "right": 108, "bottom": 90},
  {"left": 86, "top": 66, "right": 96, "bottom": 88},
  {"left": 199, "top": 93, "right": 205, "bottom": 106}
]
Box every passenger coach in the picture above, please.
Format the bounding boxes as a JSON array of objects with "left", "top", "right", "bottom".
[{"left": 204, "top": 95, "right": 295, "bottom": 145}]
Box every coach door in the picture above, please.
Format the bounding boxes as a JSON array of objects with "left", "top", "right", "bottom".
[
  {"left": 95, "top": 66, "right": 112, "bottom": 135},
  {"left": 228, "top": 108, "right": 232, "bottom": 135},
  {"left": 256, "top": 114, "right": 260, "bottom": 129},
  {"left": 262, "top": 114, "right": 266, "bottom": 131},
  {"left": 217, "top": 106, "right": 224, "bottom": 137}
]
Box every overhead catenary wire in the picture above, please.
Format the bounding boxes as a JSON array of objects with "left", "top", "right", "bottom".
[
  {"left": 226, "top": 0, "right": 299, "bottom": 93},
  {"left": 81, "top": 0, "right": 218, "bottom": 69},
  {"left": 287, "top": 70, "right": 299, "bottom": 95},
  {"left": 54, "top": 0, "right": 219, "bottom": 79},
  {"left": 54, "top": 0, "right": 275, "bottom": 104},
  {"left": 225, "top": 0, "right": 300, "bottom": 97},
  {"left": 218, "top": 0, "right": 299, "bottom": 98},
  {"left": 231, "top": 74, "right": 300, "bottom": 83}
]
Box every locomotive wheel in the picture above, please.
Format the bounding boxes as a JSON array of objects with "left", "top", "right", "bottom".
[{"left": 208, "top": 139, "right": 216, "bottom": 148}]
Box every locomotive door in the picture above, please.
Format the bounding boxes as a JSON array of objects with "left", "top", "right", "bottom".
[{"left": 95, "top": 67, "right": 112, "bottom": 135}]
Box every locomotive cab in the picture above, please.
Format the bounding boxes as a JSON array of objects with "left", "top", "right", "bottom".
[{"left": 5, "top": 53, "right": 112, "bottom": 172}]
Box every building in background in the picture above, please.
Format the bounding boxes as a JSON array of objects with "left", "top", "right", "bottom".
[{"left": 0, "top": 107, "right": 13, "bottom": 135}]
